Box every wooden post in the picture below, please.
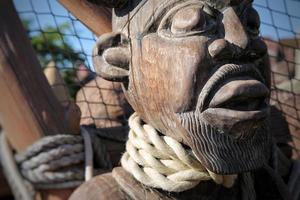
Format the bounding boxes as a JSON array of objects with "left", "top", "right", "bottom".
[
  {"left": 0, "top": 0, "right": 76, "bottom": 199},
  {"left": 0, "top": 0, "right": 67, "bottom": 151},
  {"left": 59, "top": 0, "right": 112, "bottom": 36}
]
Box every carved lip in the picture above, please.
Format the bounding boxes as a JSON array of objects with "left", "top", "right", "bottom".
[
  {"left": 197, "top": 64, "right": 267, "bottom": 112},
  {"left": 197, "top": 64, "right": 269, "bottom": 139},
  {"left": 208, "top": 78, "right": 269, "bottom": 110}
]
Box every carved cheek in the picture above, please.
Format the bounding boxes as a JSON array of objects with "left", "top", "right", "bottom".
[{"left": 137, "top": 34, "right": 208, "bottom": 113}]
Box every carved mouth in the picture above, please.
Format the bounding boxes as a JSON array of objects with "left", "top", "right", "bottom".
[
  {"left": 197, "top": 64, "right": 267, "bottom": 111},
  {"left": 192, "top": 64, "right": 269, "bottom": 139},
  {"left": 203, "top": 78, "right": 269, "bottom": 139},
  {"left": 177, "top": 64, "right": 271, "bottom": 174},
  {"left": 178, "top": 64, "right": 271, "bottom": 174},
  {"left": 208, "top": 78, "right": 269, "bottom": 111}
]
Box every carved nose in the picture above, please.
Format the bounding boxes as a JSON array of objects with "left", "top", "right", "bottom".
[
  {"left": 208, "top": 39, "right": 233, "bottom": 60},
  {"left": 223, "top": 7, "right": 248, "bottom": 49},
  {"left": 208, "top": 38, "right": 267, "bottom": 61},
  {"left": 208, "top": 8, "right": 250, "bottom": 60}
]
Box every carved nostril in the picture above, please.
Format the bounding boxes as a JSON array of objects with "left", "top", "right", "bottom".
[
  {"left": 92, "top": 32, "right": 130, "bottom": 82},
  {"left": 208, "top": 39, "right": 233, "bottom": 60},
  {"left": 103, "top": 47, "right": 130, "bottom": 69}
]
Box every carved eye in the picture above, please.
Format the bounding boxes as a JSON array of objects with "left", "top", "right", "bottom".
[
  {"left": 171, "top": 7, "right": 206, "bottom": 34},
  {"left": 244, "top": 7, "right": 260, "bottom": 36},
  {"left": 157, "top": 4, "right": 216, "bottom": 38}
]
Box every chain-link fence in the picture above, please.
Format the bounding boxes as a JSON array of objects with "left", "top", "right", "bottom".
[
  {"left": 13, "top": 0, "right": 131, "bottom": 130},
  {"left": 13, "top": 0, "right": 300, "bottom": 158},
  {"left": 253, "top": 0, "right": 300, "bottom": 158}
]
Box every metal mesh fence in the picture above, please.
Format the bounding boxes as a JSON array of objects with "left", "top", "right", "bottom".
[
  {"left": 13, "top": 0, "right": 131, "bottom": 130},
  {"left": 253, "top": 0, "right": 300, "bottom": 158},
  {"left": 13, "top": 0, "right": 300, "bottom": 158}
]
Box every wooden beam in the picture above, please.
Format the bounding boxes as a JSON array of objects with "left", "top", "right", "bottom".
[
  {"left": 0, "top": 0, "right": 67, "bottom": 152},
  {"left": 0, "top": 0, "right": 76, "bottom": 199},
  {"left": 59, "top": 0, "right": 112, "bottom": 36}
]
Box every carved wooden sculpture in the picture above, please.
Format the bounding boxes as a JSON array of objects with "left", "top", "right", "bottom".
[{"left": 70, "top": 0, "right": 299, "bottom": 199}]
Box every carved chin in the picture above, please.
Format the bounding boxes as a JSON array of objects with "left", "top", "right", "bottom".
[
  {"left": 179, "top": 112, "right": 271, "bottom": 174},
  {"left": 178, "top": 63, "right": 272, "bottom": 174}
]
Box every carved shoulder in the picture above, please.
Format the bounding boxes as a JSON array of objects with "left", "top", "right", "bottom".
[{"left": 69, "top": 173, "right": 124, "bottom": 200}]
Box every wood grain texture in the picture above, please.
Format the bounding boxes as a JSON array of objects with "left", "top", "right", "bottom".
[
  {"left": 59, "top": 0, "right": 112, "bottom": 36},
  {"left": 0, "top": 1, "right": 78, "bottom": 199},
  {"left": 93, "top": 0, "right": 272, "bottom": 174},
  {"left": 69, "top": 173, "right": 122, "bottom": 200},
  {"left": 0, "top": 0, "right": 67, "bottom": 152},
  {"left": 71, "top": 0, "right": 292, "bottom": 199}
]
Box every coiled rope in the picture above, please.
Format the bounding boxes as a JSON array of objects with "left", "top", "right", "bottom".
[
  {"left": 15, "top": 132, "right": 85, "bottom": 190},
  {"left": 0, "top": 126, "right": 112, "bottom": 200},
  {"left": 121, "top": 113, "right": 237, "bottom": 193}
]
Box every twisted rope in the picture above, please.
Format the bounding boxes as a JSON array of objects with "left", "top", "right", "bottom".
[
  {"left": 15, "top": 134, "right": 85, "bottom": 190},
  {"left": 1, "top": 126, "right": 112, "bottom": 193},
  {"left": 121, "top": 113, "right": 237, "bottom": 193}
]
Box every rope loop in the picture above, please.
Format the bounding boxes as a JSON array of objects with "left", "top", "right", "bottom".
[
  {"left": 121, "top": 113, "right": 237, "bottom": 192},
  {"left": 1, "top": 126, "right": 112, "bottom": 192}
]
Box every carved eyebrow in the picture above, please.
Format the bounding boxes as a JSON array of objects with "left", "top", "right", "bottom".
[
  {"left": 142, "top": 0, "right": 181, "bottom": 34},
  {"left": 142, "top": 1, "right": 209, "bottom": 34},
  {"left": 120, "top": 0, "right": 183, "bottom": 34}
]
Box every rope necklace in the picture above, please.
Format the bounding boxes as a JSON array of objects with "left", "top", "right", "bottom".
[{"left": 121, "top": 113, "right": 237, "bottom": 192}]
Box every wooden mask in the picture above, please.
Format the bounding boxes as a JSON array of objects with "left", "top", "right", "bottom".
[{"left": 93, "top": 0, "right": 272, "bottom": 174}]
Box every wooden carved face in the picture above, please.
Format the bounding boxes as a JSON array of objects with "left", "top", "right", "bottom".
[{"left": 93, "top": 0, "right": 272, "bottom": 174}]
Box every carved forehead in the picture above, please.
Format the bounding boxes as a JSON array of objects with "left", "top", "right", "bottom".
[{"left": 112, "top": 0, "right": 252, "bottom": 32}]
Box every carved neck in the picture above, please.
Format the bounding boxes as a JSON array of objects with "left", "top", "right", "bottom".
[
  {"left": 119, "top": 114, "right": 239, "bottom": 192},
  {"left": 114, "top": 113, "right": 286, "bottom": 199}
]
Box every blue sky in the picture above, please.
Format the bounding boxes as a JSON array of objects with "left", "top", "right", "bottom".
[
  {"left": 13, "top": 0, "right": 300, "bottom": 69},
  {"left": 254, "top": 0, "right": 300, "bottom": 40},
  {"left": 13, "top": 0, "right": 97, "bottom": 69}
]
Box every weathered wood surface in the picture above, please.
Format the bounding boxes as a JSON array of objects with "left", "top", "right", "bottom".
[
  {"left": 69, "top": 173, "right": 121, "bottom": 200},
  {"left": 92, "top": 0, "right": 271, "bottom": 174},
  {"left": 71, "top": 0, "right": 293, "bottom": 199},
  {"left": 0, "top": 0, "right": 67, "bottom": 152},
  {"left": 0, "top": 0, "right": 79, "bottom": 199},
  {"left": 59, "top": 0, "right": 112, "bottom": 36}
]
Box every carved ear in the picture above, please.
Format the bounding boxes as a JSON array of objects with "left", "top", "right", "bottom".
[
  {"left": 87, "top": 0, "right": 128, "bottom": 8},
  {"left": 93, "top": 32, "right": 130, "bottom": 82}
]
